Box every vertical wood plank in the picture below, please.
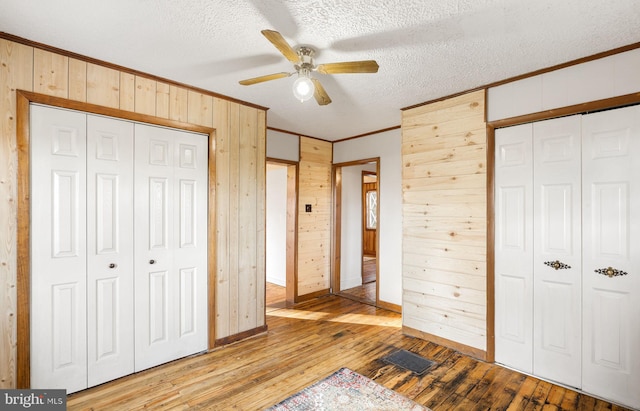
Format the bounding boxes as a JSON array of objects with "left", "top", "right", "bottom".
[
  {"left": 33, "top": 48, "right": 68, "bottom": 97},
  {"left": 255, "top": 109, "right": 266, "bottom": 327},
  {"left": 188, "top": 91, "right": 214, "bottom": 127},
  {"left": 0, "top": 39, "right": 33, "bottom": 389},
  {"left": 87, "top": 63, "right": 120, "bottom": 108},
  {"left": 238, "top": 105, "right": 258, "bottom": 331},
  {"left": 169, "top": 85, "right": 188, "bottom": 122},
  {"left": 68, "top": 58, "right": 87, "bottom": 102},
  {"left": 119, "top": 72, "right": 135, "bottom": 112},
  {"left": 156, "top": 82, "right": 170, "bottom": 119},
  {"left": 213, "top": 98, "right": 230, "bottom": 339},
  {"left": 227, "top": 103, "right": 240, "bottom": 335},
  {"left": 135, "top": 76, "right": 156, "bottom": 116}
]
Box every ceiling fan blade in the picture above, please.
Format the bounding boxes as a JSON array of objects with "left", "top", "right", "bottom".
[
  {"left": 239, "top": 72, "right": 291, "bottom": 86},
  {"left": 311, "top": 78, "right": 332, "bottom": 106},
  {"left": 315, "top": 60, "right": 379, "bottom": 74},
  {"left": 261, "top": 29, "right": 299, "bottom": 63}
]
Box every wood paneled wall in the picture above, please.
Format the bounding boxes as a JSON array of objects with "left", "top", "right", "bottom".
[
  {"left": 0, "top": 37, "right": 266, "bottom": 388},
  {"left": 213, "top": 101, "right": 266, "bottom": 340},
  {"left": 297, "top": 137, "right": 333, "bottom": 298},
  {"left": 401, "top": 90, "right": 489, "bottom": 359}
]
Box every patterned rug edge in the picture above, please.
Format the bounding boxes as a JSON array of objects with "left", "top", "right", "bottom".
[{"left": 266, "top": 367, "right": 431, "bottom": 411}]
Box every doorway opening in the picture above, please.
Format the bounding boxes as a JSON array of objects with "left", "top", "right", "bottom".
[
  {"left": 266, "top": 160, "right": 298, "bottom": 310},
  {"left": 332, "top": 158, "right": 380, "bottom": 306}
]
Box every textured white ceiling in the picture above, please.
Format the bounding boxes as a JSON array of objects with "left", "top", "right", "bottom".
[{"left": 1, "top": 0, "right": 639, "bottom": 140}]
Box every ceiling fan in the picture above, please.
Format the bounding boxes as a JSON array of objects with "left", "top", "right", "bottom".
[{"left": 239, "top": 30, "right": 379, "bottom": 105}]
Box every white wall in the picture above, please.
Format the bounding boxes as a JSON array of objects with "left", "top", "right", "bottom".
[
  {"left": 339, "top": 163, "right": 376, "bottom": 290},
  {"left": 266, "top": 164, "right": 287, "bottom": 286},
  {"left": 333, "top": 128, "right": 402, "bottom": 306},
  {"left": 488, "top": 47, "right": 640, "bottom": 121},
  {"left": 267, "top": 129, "right": 299, "bottom": 161}
]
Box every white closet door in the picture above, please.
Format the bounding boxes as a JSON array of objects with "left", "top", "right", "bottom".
[
  {"left": 134, "top": 123, "right": 208, "bottom": 371},
  {"left": 30, "top": 105, "right": 88, "bottom": 393},
  {"left": 494, "top": 123, "right": 534, "bottom": 373},
  {"left": 581, "top": 105, "right": 640, "bottom": 409},
  {"left": 532, "top": 115, "right": 582, "bottom": 388},
  {"left": 86, "top": 115, "right": 135, "bottom": 387}
]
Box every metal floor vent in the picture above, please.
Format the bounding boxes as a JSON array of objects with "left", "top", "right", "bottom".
[{"left": 382, "top": 349, "right": 436, "bottom": 375}]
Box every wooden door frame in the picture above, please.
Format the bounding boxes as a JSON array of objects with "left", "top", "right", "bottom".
[
  {"left": 331, "top": 158, "right": 380, "bottom": 305},
  {"left": 266, "top": 158, "right": 298, "bottom": 304},
  {"left": 15, "top": 90, "right": 217, "bottom": 388}
]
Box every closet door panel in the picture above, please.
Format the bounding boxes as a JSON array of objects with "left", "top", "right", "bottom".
[
  {"left": 30, "top": 105, "right": 88, "bottom": 393},
  {"left": 173, "top": 138, "right": 208, "bottom": 344},
  {"left": 532, "top": 115, "right": 582, "bottom": 388},
  {"left": 494, "top": 123, "right": 534, "bottom": 373},
  {"left": 134, "top": 124, "right": 207, "bottom": 371},
  {"left": 582, "top": 105, "right": 640, "bottom": 409},
  {"left": 86, "top": 115, "right": 134, "bottom": 387}
]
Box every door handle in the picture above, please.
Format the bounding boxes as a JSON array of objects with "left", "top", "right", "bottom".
[
  {"left": 149, "top": 259, "right": 156, "bottom": 265},
  {"left": 544, "top": 260, "right": 571, "bottom": 270},
  {"left": 109, "top": 263, "right": 117, "bottom": 269},
  {"left": 595, "top": 266, "right": 627, "bottom": 278}
]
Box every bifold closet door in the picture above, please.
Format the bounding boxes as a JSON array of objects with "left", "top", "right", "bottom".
[
  {"left": 31, "top": 106, "right": 136, "bottom": 393},
  {"left": 133, "top": 123, "right": 208, "bottom": 372},
  {"left": 531, "top": 115, "right": 582, "bottom": 388},
  {"left": 31, "top": 105, "right": 88, "bottom": 393},
  {"left": 495, "top": 116, "right": 582, "bottom": 387},
  {"left": 581, "top": 105, "right": 640, "bottom": 408}
]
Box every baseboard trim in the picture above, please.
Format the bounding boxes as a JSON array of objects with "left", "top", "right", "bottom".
[
  {"left": 296, "top": 288, "right": 330, "bottom": 303},
  {"left": 377, "top": 300, "right": 402, "bottom": 313},
  {"left": 214, "top": 325, "right": 268, "bottom": 347},
  {"left": 402, "top": 325, "right": 488, "bottom": 361}
]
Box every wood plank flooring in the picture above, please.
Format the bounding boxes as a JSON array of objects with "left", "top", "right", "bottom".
[{"left": 67, "top": 288, "right": 632, "bottom": 410}]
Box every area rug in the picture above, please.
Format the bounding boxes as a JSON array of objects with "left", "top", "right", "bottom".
[{"left": 266, "top": 367, "right": 430, "bottom": 410}]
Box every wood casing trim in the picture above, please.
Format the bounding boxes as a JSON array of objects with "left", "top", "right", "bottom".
[
  {"left": 485, "top": 124, "right": 496, "bottom": 363},
  {"left": 331, "top": 158, "right": 381, "bottom": 306},
  {"left": 15, "top": 90, "right": 217, "bottom": 387},
  {"left": 266, "top": 158, "right": 299, "bottom": 305}
]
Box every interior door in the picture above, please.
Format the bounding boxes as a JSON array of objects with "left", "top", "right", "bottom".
[
  {"left": 581, "top": 105, "right": 640, "bottom": 409},
  {"left": 494, "top": 123, "right": 534, "bottom": 373},
  {"left": 86, "top": 115, "right": 135, "bottom": 387},
  {"left": 30, "top": 105, "right": 88, "bottom": 393},
  {"left": 532, "top": 115, "right": 582, "bottom": 388},
  {"left": 134, "top": 123, "right": 208, "bottom": 371}
]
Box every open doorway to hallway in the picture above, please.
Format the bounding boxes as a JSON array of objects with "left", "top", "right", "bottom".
[
  {"left": 266, "top": 160, "right": 297, "bottom": 310},
  {"left": 333, "top": 159, "right": 379, "bottom": 306}
]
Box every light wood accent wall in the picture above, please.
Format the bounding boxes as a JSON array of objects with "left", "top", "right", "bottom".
[
  {"left": 297, "top": 137, "right": 333, "bottom": 298},
  {"left": 213, "top": 101, "right": 266, "bottom": 340},
  {"left": 401, "top": 90, "right": 488, "bottom": 358},
  {"left": 0, "top": 38, "right": 266, "bottom": 388}
]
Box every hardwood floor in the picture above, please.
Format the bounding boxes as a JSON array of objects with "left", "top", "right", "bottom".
[
  {"left": 339, "top": 281, "right": 376, "bottom": 303},
  {"left": 67, "top": 289, "right": 632, "bottom": 410}
]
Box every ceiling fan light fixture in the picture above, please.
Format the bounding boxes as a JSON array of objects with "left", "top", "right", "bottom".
[{"left": 292, "top": 71, "right": 315, "bottom": 102}]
